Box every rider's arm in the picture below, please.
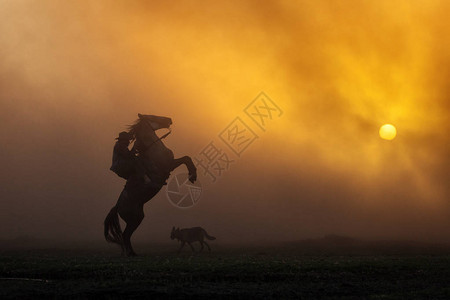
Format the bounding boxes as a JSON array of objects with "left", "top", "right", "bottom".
[
  {"left": 130, "top": 145, "right": 137, "bottom": 155},
  {"left": 116, "top": 143, "right": 133, "bottom": 158}
]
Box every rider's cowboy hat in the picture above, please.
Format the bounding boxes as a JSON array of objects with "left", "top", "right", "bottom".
[{"left": 116, "top": 131, "right": 132, "bottom": 141}]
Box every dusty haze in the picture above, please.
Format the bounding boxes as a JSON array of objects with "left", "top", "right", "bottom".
[{"left": 0, "top": 0, "right": 449, "bottom": 244}]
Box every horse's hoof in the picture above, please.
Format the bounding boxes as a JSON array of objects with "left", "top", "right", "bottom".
[{"left": 189, "top": 173, "right": 197, "bottom": 183}]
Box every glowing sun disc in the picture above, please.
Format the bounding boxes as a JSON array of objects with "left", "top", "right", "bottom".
[{"left": 379, "top": 124, "right": 397, "bottom": 140}]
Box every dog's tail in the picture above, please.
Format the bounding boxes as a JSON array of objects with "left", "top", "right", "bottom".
[{"left": 202, "top": 228, "right": 216, "bottom": 240}]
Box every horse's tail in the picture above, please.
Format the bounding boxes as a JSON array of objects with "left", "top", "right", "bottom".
[{"left": 104, "top": 205, "right": 123, "bottom": 246}]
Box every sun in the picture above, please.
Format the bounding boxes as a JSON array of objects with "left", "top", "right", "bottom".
[{"left": 379, "top": 124, "right": 397, "bottom": 140}]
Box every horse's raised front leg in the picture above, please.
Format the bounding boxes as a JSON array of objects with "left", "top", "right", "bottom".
[{"left": 171, "top": 156, "right": 197, "bottom": 183}]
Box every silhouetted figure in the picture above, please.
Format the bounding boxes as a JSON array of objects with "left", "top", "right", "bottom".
[
  {"left": 104, "top": 114, "right": 197, "bottom": 256},
  {"left": 171, "top": 227, "right": 216, "bottom": 253},
  {"left": 110, "top": 131, "right": 136, "bottom": 180}
]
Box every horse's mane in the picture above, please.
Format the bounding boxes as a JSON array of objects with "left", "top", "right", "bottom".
[{"left": 128, "top": 119, "right": 143, "bottom": 142}]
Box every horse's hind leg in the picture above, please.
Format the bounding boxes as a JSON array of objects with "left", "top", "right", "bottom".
[{"left": 122, "top": 212, "right": 144, "bottom": 256}]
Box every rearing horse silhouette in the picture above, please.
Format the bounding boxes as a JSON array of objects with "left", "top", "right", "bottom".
[{"left": 104, "top": 114, "right": 197, "bottom": 256}]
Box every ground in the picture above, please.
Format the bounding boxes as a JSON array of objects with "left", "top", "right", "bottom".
[{"left": 1, "top": 245, "right": 449, "bottom": 299}]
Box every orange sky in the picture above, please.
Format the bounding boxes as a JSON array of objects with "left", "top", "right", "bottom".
[{"left": 0, "top": 0, "right": 449, "bottom": 243}]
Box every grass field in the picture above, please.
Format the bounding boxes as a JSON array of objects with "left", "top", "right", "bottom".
[{"left": 1, "top": 244, "right": 449, "bottom": 299}]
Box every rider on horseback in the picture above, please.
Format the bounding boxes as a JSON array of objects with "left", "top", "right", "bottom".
[
  {"left": 105, "top": 114, "right": 198, "bottom": 256},
  {"left": 110, "top": 131, "right": 136, "bottom": 180},
  {"left": 110, "top": 130, "right": 160, "bottom": 184}
]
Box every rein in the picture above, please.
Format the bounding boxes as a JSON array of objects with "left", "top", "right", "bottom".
[
  {"left": 148, "top": 129, "right": 171, "bottom": 148},
  {"left": 143, "top": 119, "right": 172, "bottom": 150}
]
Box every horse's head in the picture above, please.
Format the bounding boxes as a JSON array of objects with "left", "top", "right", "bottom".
[
  {"left": 129, "top": 113, "right": 173, "bottom": 151},
  {"left": 138, "top": 113, "right": 172, "bottom": 130}
]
